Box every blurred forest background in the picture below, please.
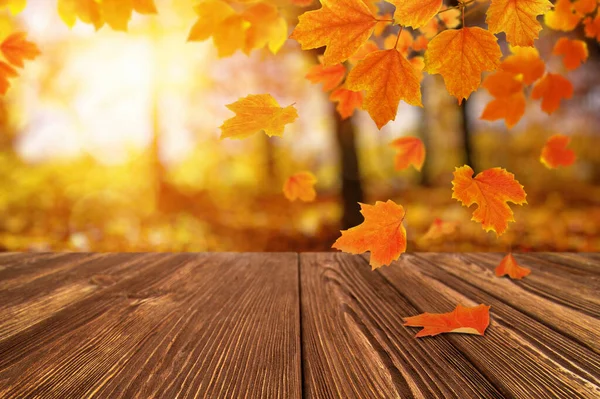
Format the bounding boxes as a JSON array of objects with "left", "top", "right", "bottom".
[{"left": 0, "top": 0, "right": 599, "bottom": 253}]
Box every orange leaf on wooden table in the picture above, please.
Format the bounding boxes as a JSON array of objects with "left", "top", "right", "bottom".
[
  {"left": 404, "top": 304, "right": 491, "bottom": 338},
  {"left": 332, "top": 200, "right": 407, "bottom": 270},
  {"left": 389, "top": 0, "right": 443, "bottom": 29},
  {"left": 346, "top": 48, "right": 422, "bottom": 129},
  {"left": 486, "top": 0, "right": 553, "bottom": 46},
  {"left": 495, "top": 253, "right": 531, "bottom": 279},
  {"left": 480, "top": 71, "right": 526, "bottom": 128},
  {"left": 531, "top": 73, "right": 573, "bottom": 114},
  {"left": 425, "top": 27, "right": 502, "bottom": 104},
  {"left": 540, "top": 134, "right": 576, "bottom": 169},
  {"left": 500, "top": 46, "right": 545, "bottom": 85},
  {"left": 329, "top": 87, "right": 363, "bottom": 120},
  {"left": 390, "top": 137, "right": 425, "bottom": 172},
  {"left": 553, "top": 38, "right": 589, "bottom": 70},
  {"left": 1, "top": 32, "right": 41, "bottom": 68},
  {"left": 305, "top": 62, "right": 346, "bottom": 92},
  {"left": 290, "top": 0, "right": 378, "bottom": 66},
  {"left": 283, "top": 172, "right": 317, "bottom": 202},
  {"left": 220, "top": 94, "right": 298, "bottom": 139},
  {"left": 545, "top": 0, "right": 581, "bottom": 31},
  {"left": 452, "top": 165, "right": 527, "bottom": 236}
]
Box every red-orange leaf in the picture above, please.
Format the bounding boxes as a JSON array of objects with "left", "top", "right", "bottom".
[
  {"left": 486, "top": 0, "right": 552, "bottom": 46},
  {"left": 540, "top": 134, "right": 576, "bottom": 169},
  {"left": 480, "top": 71, "right": 526, "bottom": 128},
  {"left": 500, "top": 46, "right": 545, "bottom": 85},
  {"left": 553, "top": 38, "right": 589, "bottom": 70},
  {"left": 332, "top": 200, "right": 407, "bottom": 270},
  {"left": 0, "top": 61, "right": 19, "bottom": 95},
  {"left": 329, "top": 87, "right": 363, "bottom": 120},
  {"left": 495, "top": 253, "right": 531, "bottom": 279},
  {"left": 404, "top": 304, "right": 491, "bottom": 338},
  {"left": 390, "top": 137, "right": 425, "bottom": 171},
  {"left": 283, "top": 171, "right": 317, "bottom": 202},
  {"left": 1, "top": 32, "right": 40, "bottom": 68},
  {"left": 305, "top": 63, "right": 346, "bottom": 92},
  {"left": 346, "top": 48, "right": 422, "bottom": 129},
  {"left": 531, "top": 73, "right": 573, "bottom": 114},
  {"left": 452, "top": 165, "right": 527, "bottom": 236},
  {"left": 584, "top": 14, "right": 600, "bottom": 40}
]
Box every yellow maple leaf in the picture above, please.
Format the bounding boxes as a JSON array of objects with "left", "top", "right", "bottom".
[
  {"left": 290, "top": 0, "right": 378, "bottom": 65},
  {"left": 486, "top": 0, "right": 553, "bottom": 46},
  {"left": 452, "top": 165, "right": 527, "bottom": 236},
  {"left": 58, "top": 0, "right": 104, "bottom": 30},
  {"left": 346, "top": 48, "right": 422, "bottom": 129},
  {"left": 242, "top": 2, "right": 288, "bottom": 55},
  {"left": 220, "top": 94, "right": 298, "bottom": 139},
  {"left": 545, "top": 0, "right": 581, "bottom": 31},
  {"left": 389, "top": 0, "right": 443, "bottom": 29},
  {"left": 283, "top": 171, "right": 317, "bottom": 202},
  {"left": 425, "top": 27, "right": 502, "bottom": 104}
]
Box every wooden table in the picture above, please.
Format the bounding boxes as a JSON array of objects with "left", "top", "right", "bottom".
[{"left": 0, "top": 253, "right": 598, "bottom": 398}]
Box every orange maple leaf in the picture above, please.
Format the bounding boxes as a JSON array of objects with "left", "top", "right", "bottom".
[
  {"left": 241, "top": 2, "right": 288, "bottom": 55},
  {"left": 332, "top": 200, "right": 407, "bottom": 270},
  {"left": 290, "top": 0, "right": 378, "bottom": 66},
  {"left": 545, "top": 0, "right": 581, "bottom": 31},
  {"left": 486, "top": 0, "right": 553, "bottom": 46},
  {"left": 419, "top": 218, "right": 459, "bottom": 242},
  {"left": 553, "top": 38, "right": 589, "bottom": 70},
  {"left": 389, "top": 0, "right": 443, "bottom": 29},
  {"left": 424, "top": 27, "right": 502, "bottom": 104},
  {"left": 0, "top": 32, "right": 41, "bottom": 68},
  {"left": 495, "top": 253, "right": 531, "bottom": 279},
  {"left": 584, "top": 14, "right": 600, "bottom": 40},
  {"left": 305, "top": 62, "right": 346, "bottom": 92},
  {"left": 283, "top": 171, "right": 317, "bottom": 202},
  {"left": 0, "top": 61, "right": 19, "bottom": 95},
  {"left": 404, "top": 304, "right": 491, "bottom": 338},
  {"left": 329, "top": 87, "right": 363, "bottom": 120},
  {"left": 220, "top": 94, "right": 298, "bottom": 139},
  {"left": 500, "top": 46, "right": 545, "bottom": 85},
  {"left": 480, "top": 71, "right": 526, "bottom": 128},
  {"left": 452, "top": 165, "right": 527, "bottom": 236},
  {"left": 58, "top": 0, "right": 104, "bottom": 30},
  {"left": 540, "top": 134, "right": 576, "bottom": 169},
  {"left": 531, "top": 73, "right": 573, "bottom": 114},
  {"left": 573, "top": 0, "right": 598, "bottom": 15},
  {"left": 390, "top": 137, "right": 425, "bottom": 172},
  {"left": 346, "top": 48, "right": 422, "bottom": 129}
]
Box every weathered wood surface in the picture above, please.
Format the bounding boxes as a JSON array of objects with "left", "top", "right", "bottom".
[{"left": 0, "top": 253, "right": 598, "bottom": 398}]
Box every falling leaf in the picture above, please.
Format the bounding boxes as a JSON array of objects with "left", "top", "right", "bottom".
[
  {"left": 332, "top": 200, "right": 407, "bottom": 270},
  {"left": 389, "top": 0, "right": 443, "bottom": 29},
  {"left": 480, "top": 71, "right": 526, "bottom": 128},
  {"left": 305, "top": 62, "right": 346, "bottom": 92},
  {"left": 553, "top": 38, "right": 588, "bottom": 70},
  {"left": 486, "top": 0, "right": 552, "bottom": 46},
  {"left": 58, "top": 0, "right": 104, "bottom": 30},
  {"left": 346, "top": 48, "right": 422, "bottom": 129},
  {"left": 0, "top": 0, "right": 25, "bottom": 14},
  {"left": 0, "top": 32, "right": 40, "bottom": 68},
  {"left": 425, "top": 27, "right": 502, "bottom": 104},
  {"left": 0, "top": 61, "right": 18, "bottom": 95},
  {"left": 404, "top": 304, "right": 491, "bottom": 338},
  {"left": 584, "top": 14, "right": 600, "bottom": 40},
  {"left": 241, "top": 2, "right": 288, "bottom": 55},
  {"left": 545, "top": 0, "right": 581, "bottom": 32},
  {"left": 500, "top": 46, "right": 545, "bottom": 85},
  {"left": 419, "top": 218, "right": 459, "bottom": 242},
  {"left": 452, "top": 165, "right": 527, "bottom": 236},
  {"left": 283, "top": 172, "right": 317, "bottom": 202},
  {"left": 220, "top": 94, "right": 298, "bottom": 139},
  {"left": 290, "top": 0, "right": 378, "bottom": 65},
  {"left": 390, "top": 137, "right": 425, "bottom": 172},
  {"left": 495, "top": 253, "right": 531, "bottom": 279},
  {"left": 329, "top": 87, "right": 363, "bottom": 120},
  {"left": 573, "top": 0, "right": 597, "bottom": 15},
  {"left": 531, "top": 73, "right": 573, "bottom": 115},
  {"left": 540, "top": 134, "right": 576, "bottom": 169}
]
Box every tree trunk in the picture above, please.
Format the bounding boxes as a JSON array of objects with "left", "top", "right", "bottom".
[{"left": 460, "top": 100, "right": 474, "bottom": 169}]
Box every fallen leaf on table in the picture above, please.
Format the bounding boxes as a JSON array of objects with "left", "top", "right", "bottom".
[
  {"left": 495, "top": 253, "right": 531, "bottom": 279},
  {"left": 404, "top": 304, "right": 491, "bottom": 338}
]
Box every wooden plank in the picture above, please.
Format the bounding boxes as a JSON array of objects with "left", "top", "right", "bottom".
[
  {"left": 300, "top": 253, "right": 505, "bottom": 399},
  {"left": 381, "top": 254, "right": 600, "bottom": 399},
  {"left": 0, "top": 253, "right": 301, "bottom": 399}
]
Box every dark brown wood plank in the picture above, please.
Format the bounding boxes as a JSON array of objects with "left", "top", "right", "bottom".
[
  {"left": 0, "top": 253, "right": 301, "bottom": 399},
  {"left": 300, "top": 253, "right": 505, "bottom": 399}
]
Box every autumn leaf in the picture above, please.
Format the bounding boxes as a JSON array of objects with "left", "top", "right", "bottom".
[
  {"left": 419, "top": 218, "right": 459, "bottom": 242},
  {"left": 495, "top": 253, "right": 531, "bottom": 279},
  {"left": 283, "top": 171, "right": 317, "bottom": 202},
  {"left": 404, "top": 304, "right": 491, "bottom": 338},
  {"left": 346, "top": 48, "right": 422, "bottom": 129},
  {"left": 573, "top": 0, "right": 598, "bottom": 15},
  {"left": 389, "top": 0, "right": 443, "bottom": 29},
  {"left": 531, "top": 73, "right": 573, "bottom": 115},
  {"left": 0, "top": 0, "right": 25, "bottom": 14},
  {"left": 500, "top": 46, "right": 545, "bottom": 85},
  {"left": 480, "top": 71, "right": 526, "bottom": 128},
  {"left": 486, "top": 0, "right": 552, "bottom": 46},
  {"left": 329, "top": 87, "right": 363, "bottom": 120},
  {"left": 540, "top": 134, "right": 576, "bottom": 169},
  {"left": 349, "top": 40, "right": 379, "bottom": 63},
  {"left": 425, "top": 27, "right": 502, "bottom": 104},
  {"left": 390, "top": 137, "right": 425, "bottom": 172},
  {"left": 332, "top": 200, "right": 407, "bottom": 270},
  {"left": 452, "top": 165, "right": 527, "bottom": 236},
  {"left": 0, "top": 61, "right": 18, "bottom": 95},
  {"left": 58, "top": 0, "right": 104, "bottom": 30},
  {"left": 553, "top": 38, "right": 589, "bottom": 70},
  {"left": 241, "top": 2, "right": 288, "bottom": 55},
  {"left": 305, "top": 62, "right": 346, "bottom": 92},
  {"left": 1, "top": 32, "right": 41, "bottom": 68},
  {"left": 545, "top": 0, "right": 581, "bottom": 32},
  {"left": 220, "top": 94, "right": 298, "bottom": 139},
  {"left": 290, "top": 0, "right": 378, "bottom": 65},
  {"left": 584, "top": 15, "right": 600, "bottom": 41}
]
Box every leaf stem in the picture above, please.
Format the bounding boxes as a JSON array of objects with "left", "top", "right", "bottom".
[{"left": 394, "top": 26, "right": 404, "bottom": 50}]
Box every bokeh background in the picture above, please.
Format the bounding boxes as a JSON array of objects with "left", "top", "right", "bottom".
[{"left": 1, "top": 0, "right": 599, "bottom": 253}]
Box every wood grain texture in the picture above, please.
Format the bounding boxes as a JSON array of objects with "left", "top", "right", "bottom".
[{"left": 0, "top": 253, "right": 301, "bottom": 399}]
